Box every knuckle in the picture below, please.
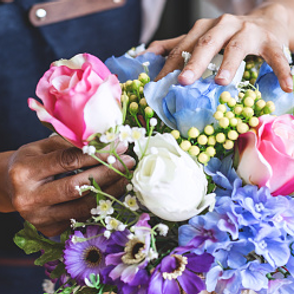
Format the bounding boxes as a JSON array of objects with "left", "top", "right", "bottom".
[
  {"left": 226, "top": 40, "right": 244, "bottom": 54},
  {"left": 168, "top": 47, "right": 184, "bottom": 60},
  {"left": 218, "top": 13, "right": 236, "bottom": 24},
  {"left": 64, "top": 176, "right": 83, "bottom": 197},
  {"left": 197, "top": 34, "right": 215, "bottom": 47},
  {"left": 58, "top": 147, "right": 82, "bottom": 171},
  {"left": 193, "top": 18, "right": 209, "bottom": 29}
]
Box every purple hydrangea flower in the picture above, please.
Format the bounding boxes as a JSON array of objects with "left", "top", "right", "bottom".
[
  {"left": 148, "top": 250, "right": 214, "bottom": 294},
  {"left": 63, "top": 226, "right": 111, "bottom": 286}
]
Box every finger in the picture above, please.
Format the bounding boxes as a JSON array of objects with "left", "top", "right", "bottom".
[
  {"left": 179, "top": 14, "right": 243, "bottom": 85},
  {"left": 37, "top": 177, "right": 128, "bottom": 237},
  {"left": 145, "top": 35, "right": 186, "bottom": 56},
  {"left": 155, "top": 18, "right": 215, "bottom": 81},
  {"left": 261, "top": 43, "right": 293, "bottom": 92},
  {"left": 34, "top": 155, "right": 135, "bottom": 206}
]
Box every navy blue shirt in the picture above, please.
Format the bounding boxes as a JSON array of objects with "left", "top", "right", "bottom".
[{"left": 0, "top": 0, "right": 141, "bottom": 152}]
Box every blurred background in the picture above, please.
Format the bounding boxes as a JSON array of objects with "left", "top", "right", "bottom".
[{"left": 0, "top": 0, "right": 222, "bottom": 293}]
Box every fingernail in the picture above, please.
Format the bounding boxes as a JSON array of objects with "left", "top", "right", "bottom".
[
  {"left": 121, "top": 155, "right": 136, "bottom": 167},
  {"left": 179, "top": 70, "right": 195, "bottom": 83},
  {"left": 285, "top": 76, "right": 293, "bottom": 91},
  {"left": 116, "top": 142, "right": 128, "bottom": 154},
  {"left": 216, "top": 69, "right": 231, "bottom": 82}
]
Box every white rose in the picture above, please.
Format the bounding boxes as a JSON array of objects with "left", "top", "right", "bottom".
[{"left": 131, "top": 133, "right": 215, "bottom": 221}]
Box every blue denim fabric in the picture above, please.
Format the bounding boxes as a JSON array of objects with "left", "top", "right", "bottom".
[{"left": 0, "top": 0, "right": 141, "bottom": 151}]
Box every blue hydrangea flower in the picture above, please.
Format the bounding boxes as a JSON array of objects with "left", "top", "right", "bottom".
[
  {"left": 266, "top": 273, "right": 294, "bottom": 294},
  {"left": 256, "top": 62, "right": 294, "bottom": 115},
  {"left": 144, "top": 70, "right": 239, "bottom": 136},
  {"left": 105, "top": 52, "right": 165, "bottom": 82}
]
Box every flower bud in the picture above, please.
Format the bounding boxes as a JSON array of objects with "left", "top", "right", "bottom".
[
  {"left": 223, "top": 140, "right": 234, "bottom": 150},
  {"left": 130, "top": 94, "right": 138, "bottom": 103},
  {"left": 251, "top": 70, "right": 258, "bottom": 79},
  {"left": 243, "top": 71, "right": 250, "bottom": 80},
  {"left": 243, "top": 97, "right": 254, "bottom": 107},
  {"left": 132, "top": 79, "right": 142, "bottom": 91},
  {"left": 255, "top": 90, "right": 262, "bottom": 100},
  {"left": 216, "top": 133, "right": 226, "bottom": 143},
  {"left": 242, "top": 107, "right": 254, "bottom": 118},
  {"left": 220, "top": 91, "right": 231, "bottom": 103},
  {"left": 125, "top": 80, "right": 133, "bottom": 91},
  {"left": 229, "top": 117, "right": 238, "bottom": 127},
  {"left": 217, "top": 104, "right": 227, "bottom": 113},
  {"left": 249, "top": 117, "right": 260, "bottom": 127},
  {"left": 139, "top": 86, "right": 144, "bottom": 95},
  {"left": 219, "top": 117, "right": 230, "bottom": 128},
  {"left": 198, "top": 152, "right": 210, "bottom": 164},
  {"left": 144, "top": 106, "right": 154, "bottom": 118},
  {"left": 228, "top": 130, "right": 239, "bottom": 141},
  {"left": 208, "top": 135, "right": 216, "bottom": 146},
  {"left": 238, "top": 92, "right": 245, "bottom": 100},
  {"left": 171, "top": 130, "right": 180, "bottom": 140},
  {"left": 139, "top": 98, "right": 147, "bottom": 108},
  {"left": 129, "top": 102, "right": 139, "bottom": 115},
  {"left": 121, "top": 93, "right": 129, "bottom": 104},
  {"left": 180, "top": 140, "right": 192, "bottom": 151},
  {"left": 204, "top": 125, "right": 214, "bottom": 136},
  {"left": 214, "top": 111, "right": 224, "bottom": 120},
  {"left": 188, "top": 127, "right": 200, "bottom": 139},
  {"left": 264, "top": 101, "right": 275, "bottom": 114},
  {"left": 206, "top": 146, "right": 216, "bottom": 157},
  {"left": 120, "top": 83, "right": 124, "bottom": 90},
  {"left": 188, "top": 145, "right": 200, "bottom": 156},
  {"left": 150, "top": 118, "right": 158, "bottom": 127},
  {"left": 197, "top": 134, "right": 208, "bottom": 146},
  {"left": 246, "top": 62, "right": 254, "bottom": 70},
  {"left": 237, "top": 122, "right": 249, "bottom": 134},
  {"left": 227, "top": 98, "right": 237, "bottom": 108},
  {"left": 250, "top": 78, "right": 256, "bottom": 85},
  {"left": 244, "top": 89, "right": 256, "bottom": 100},
  {"left": 138, "top": 72, "right": 150, "bottom": 85}
]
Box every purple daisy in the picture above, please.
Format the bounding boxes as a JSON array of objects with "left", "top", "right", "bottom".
[
  {"left": 63, "top": 226, "right": 111, "bottom": 286},
  {"left": 148, "top": 250, "right": 214, "bottom": 294}
]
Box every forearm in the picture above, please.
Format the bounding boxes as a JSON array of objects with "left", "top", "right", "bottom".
[{"left": 0, "top": 151, "right": 15, "bottom": 212}]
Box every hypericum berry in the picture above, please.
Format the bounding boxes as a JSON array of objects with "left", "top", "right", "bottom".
[
  {"left": 264, "top": 101, "right": 275, "bottom": 114},
  {"left": 129, "top": 102, "right": 139, "bottom": 115},
  {"left": 198, "top": 152, "right": 210, "bottom": 164},
  {"left": 208, "top": 135, "right": 216, "bottom": 146},
  {"left": 234, "top": 105, "right": 243, "bottom": 115},
  {"left": 204, "top": 125, "right": 214, "bottom": 136},
  {"left": 219, "top": 117, "right": 230, "bottom": 128},
  {"left": 242, "top": 107, "right": 254, "bottom": 119},
  {"left": 249, "top": 117, "right": 260, "bottom": 127},
  {"left": 188, "top": 127, "right": 200, "bottom": 139},
  {"left": 171, "top": 130, "right": 180, "bottom": 140},
  {"left": 243, "top": 97, "right": 255, "bottom": 107},
  {"left": 217, "top": 104, "right": 227, "bottom": 113},
  {"left": 255, "top": 90, "right": 262, "bottom": 100},
  {"left": 225, "top": 111, "right": 235, "bottom": 119},
  {"left": 139, "top": 98, "right": 147, "bottom": 108},
  {"left": 255, "top": 100, "right": 266, "bottom": 110},
  {"left": 206, "top": 146, "right": 216, "bottom": 157},
  {"left": 214, "top": 111, "right": 224, "bottom": 120},
  {"left": 227, "top": 98, "right": 237, "bottom": 108},
  {"left": 223, "top": 140, "right": 234, "bottom": 150},
  {"left": 189, "top": 145, "right": 200, "bottom": 156},
  {"left": 216, "top": 133, "right": 226, "bottom": 143},
  {"left": 237, "top": 122, "right": 249, "bottom": 134},
  {"left": 229, "top": 118, "right": 238, "bottom": 127},
  {"left": 144, "top": 107, "right": 154, "bottom": 118},
  {"left": 244, "top": 89, "right": 256, "bottom": 100},
  {"left": 197, "top": 134, "right": 208, "bottom": 146},
  {"left": 138, "top": 72, "right": 150, "bottom": 85},
  {"left": 228, "top": 130, "right": 239, "bottom": 141},
  {"left": 132, "top": 79, "right": 142, "bottom": 91},
  {"left": 180, "top": 140, "right": 192, "bottom": 151},
  {"left": 130, "top": 94, "right": 138, "bottom": 103},
  {"left": 220, "top": 91, "right": 231, "bottom": 103}
]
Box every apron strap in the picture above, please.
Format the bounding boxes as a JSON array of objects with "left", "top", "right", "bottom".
[{"left": 29, "top": 0, "right": 126, "bottom": 27}]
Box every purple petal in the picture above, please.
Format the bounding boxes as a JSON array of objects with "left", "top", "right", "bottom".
[
  {"left": 148, "top": 272, "right": 164, "bottom": 294},
  {"left": 186, "top": 253, "right": 214, "bottom": 273},
  {"left": 105, "top": 252, "right": 124, "bottom": 266},
  {"left": 162, "top": 279, "right": 180, "bottom": 294},
  {"left": 178, "top": 270, "right": 205, "bottom": 294}
]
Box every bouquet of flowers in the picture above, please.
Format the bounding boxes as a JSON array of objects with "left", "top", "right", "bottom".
[{"left": 14, "top": 45, "right": 294, "bottom": 294}]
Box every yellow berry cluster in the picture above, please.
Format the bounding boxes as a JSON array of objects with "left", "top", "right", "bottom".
[
  {"left": 120, "top": 73, "right": 155, "bottom": 129},
  {"left": 174, "top": 89, "right": 275, "bottom": 164},
  {"left": 242, "top": 56, "right": 263, "bottom": 85}
]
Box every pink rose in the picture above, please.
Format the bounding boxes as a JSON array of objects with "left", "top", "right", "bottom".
[
  {"left": 28, "top": 53, "right": 123, "bottom": 148},
  {"left": 236, "top": 114, "right": 294, "bottom": 196}
]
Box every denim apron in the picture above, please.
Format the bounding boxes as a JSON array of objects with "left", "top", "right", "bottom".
[{"left": 0, "top": 0, "right": 141, "bottom": 152}]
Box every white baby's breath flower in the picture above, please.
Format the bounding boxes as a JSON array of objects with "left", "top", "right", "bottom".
[
  {"left": 75, "top": 185, "right": 96, "bottom": 196},
  {"left": 126, "top": 183, "right": 133, "bottom": 192},
  {"left": 207, "top": 63, "right": 219, "bottom": 72},
  {"left": 283, "top": 44, "right": 293, "bottom": 64},
  {"left": 105, "top": 217, "right": 127, "bottom": 231},
  {"left": 71, "top": 236, "right": 79, "bottom": 244},
  {"left": 182, "top": 51, "right": 191, "bottom": 65},
  {"left": 84, "top": 277, "right": 94, "bottom": 288},
  {"left": 82, "top": 145, "right": 96, "bottom": 155},
  {"left": 104, "top": 230, "right": 111, "bottom": 239},
  {"left": 70, "top": 218, "right": 77, "bottom": 228},
  {"left": 42, "top": 279, "right": 55, "bottom": 294},
  {"left": 100, "top": 131, "right": 117, "bottom": 143},
  {"left": 119, "top": 125, "right": 132, "bottom": 143},
  {"left": 127, "top": 44, "right": 146, "bottom": 57},
  {"left": 131, "top": 127, "right": 146, "bottom": 142},
  {"left": 124, "top": 195, "right": 139, "bottom": 211},
  {"left": 91, "top": 200, "right": 114, "bottom": 217},
  {"left": 148, "top": 248, "right": 159, "bottom": 261},
  {"left": 150, "top": 118, "right": 158, "bottom": 127},
  {"left": 107, "top": 155, "right": 116, "bottom": 165},
  {"left": 156, "top": 223, "right": 169, "bottom": 236},
  {"left": 236, "top": 81, "right": 250, "bottom": 88}
]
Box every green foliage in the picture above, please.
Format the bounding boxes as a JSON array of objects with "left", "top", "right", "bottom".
[{"left": 14, "top": 221, "right": 65, "bottom": 266}]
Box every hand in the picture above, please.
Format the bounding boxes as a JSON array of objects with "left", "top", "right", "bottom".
[
  {"left": 146, "top": 2, "right": 293, "bottom": 92},
  {"left": 3, "top": 135, "right": 135, "bottom": 237}
]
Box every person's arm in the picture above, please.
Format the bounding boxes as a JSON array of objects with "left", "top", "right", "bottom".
[
  {"left": 147, "top": 0, "right": 294, "bottom": 92},
  {"left": 0, "top": 136, "right": 135, "bottom": 237}
]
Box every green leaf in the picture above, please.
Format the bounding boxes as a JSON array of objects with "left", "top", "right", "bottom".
[
  {"left": 50, "top": 262, "right": 66, "bottom": 280},
  {"left": 14, "top": 221, "right": 65, "bottom": 266},
  {"left": 60, "top": 228, "right": 71, "bottom": 243}
]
